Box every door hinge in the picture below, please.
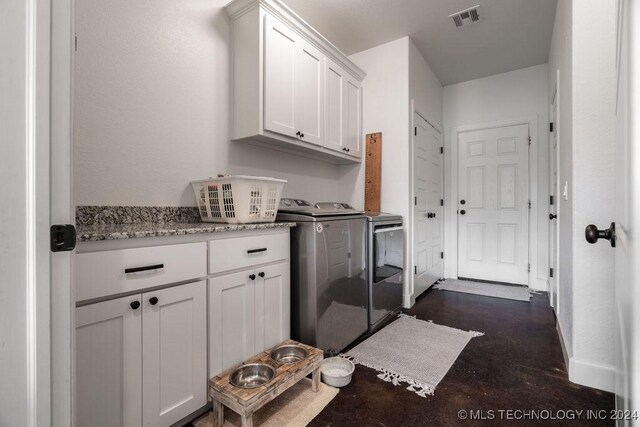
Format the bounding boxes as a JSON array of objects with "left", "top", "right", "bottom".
[
  {"left": 440, "top": 199, "right": 444, "bottom": 206},
  {"left": 414, "top": 265, "right": 417, "bottom": 275},
  {"left": 414, "top": 196, "right": 417, "bottom": 206},
  {"left": 440, "top": 146, "right": 444, "bottom": 154},
  {"left": 75, "top": 34, "right": 78, "bottom": 51},
  {"left": 440, "top": 252, "right": 444, "bottom": 259},
  {"left": 528, "top": 136, "right": 532, "bottom": 145},
  {"left": 528, "top": 263, "right": 531, "bottom": 272},
  {"left": 549, "top": 267, "right": 554, "bottom": 278},
  {"left": 50, "top": 224, "right": 76, "bottom": 252},
  {"left": 414, "top": 127, "right": 417, "bottom": 136},
  {"left": 549, "top": 122, "right": 554, "bottom": 132},
  {"left": 528, "top": 200, "right": 532, "bottom": 209},
  {"left": 550, "top": 195, "right": 555, "bottom": 205}
]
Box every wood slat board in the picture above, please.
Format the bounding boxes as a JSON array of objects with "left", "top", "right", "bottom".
[{"left": 365, "top": 132, "right": 382, "bottom": 212}]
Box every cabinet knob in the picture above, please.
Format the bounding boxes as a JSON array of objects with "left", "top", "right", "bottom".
[
  {"left": 130, "top": 300, "right": 140, "bottom": 310},
  {"left": 300, "top": 133, "right": 304, "bottom": 138},
  {"left": 249, "top": 274, "right": 256, "bottom": 280},
  {"left": 346, "top": 148, "right": 350, "bottom": 152},
  {"left": 296, "top": 131, "right": 301, "bottom": 137},
  {"left": 258, "top": 272, "right": 265, "bottom": 278},
  {"left": 149, "top": 296, "right": 159, "bottom": 305}
]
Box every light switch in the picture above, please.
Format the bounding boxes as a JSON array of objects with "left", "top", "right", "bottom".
[{"left": 563, "top": 181, "right": 569, "bottom": 201}]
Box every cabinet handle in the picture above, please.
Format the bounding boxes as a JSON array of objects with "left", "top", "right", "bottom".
[
  {"left": 258, "top": 272, "right": 265, "bottom": 278},
  {"left": 125, "top": 263, "right": 164, "bottom": 274},
  {"left": 149, "top": 296, "right": 159, "bottom": 305},
  {"left": 130, "top": 300, "right": 140, "bottom": 310},
  {"left": 249, "top": 274, "right": 256, "bottom": 280},
  {"left": 247, "top": 248, "right": 267, "bottom": 254}
]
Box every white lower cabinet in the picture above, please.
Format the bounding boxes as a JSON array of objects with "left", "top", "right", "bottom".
[
  {"left": 209, "top": 261, "right": 290, "bottom": 377},
  {"left": 76, "top": 296, "right": 142, "bottom": 427},
  {"left": 76, "top": 281, "right": 207, "bottom": 427},
  {"left": 142, "top": 282, "right": 207, "bottom": 426}
]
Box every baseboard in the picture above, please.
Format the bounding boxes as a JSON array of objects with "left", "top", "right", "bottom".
[
  {"left": 569, "top": 357, "right": 615, "bottom": 393},
  {"left": 403, "top": 292, "right": 415, "bottom": 309},
  {"left": 530, "top": 277, "right": 548, "bottom": 292},
  {"left": 556, "top": 319, "right": 570, "bottom": 370}
]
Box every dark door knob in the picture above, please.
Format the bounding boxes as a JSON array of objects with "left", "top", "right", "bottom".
[
  {"left": 258, "top": 272, "right": 265, "bottom": 278},
  {"left": 130, "top": 301, "right": 140, "bottom": 310},
  {"left": 549, "top": 213, "right": 557, "bottom": 220},
  {"left": 249, "top": 274, "right": 256, "bottom": 280},
  {"left": 460, "top": 200, "right": 466, "bottom": 205},
  {"left": 585, "top": 223, "right": 616, "bottom": 247},
  {"left": 460, "top": 210, "right": 466, "bottom": 215},
  {"left": 149, "top": 296, "right": 159, "bottom": 305}
]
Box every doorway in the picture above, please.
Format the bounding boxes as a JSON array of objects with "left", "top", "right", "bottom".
[
  {"left": 412, "top": 111, "right": 444, "bottom": 297},
  {"left": 457, "top": 123, "right": 530, "bottom": 285}
]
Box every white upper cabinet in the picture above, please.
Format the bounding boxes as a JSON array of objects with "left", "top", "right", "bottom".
[
  {"left": 226, "top": 0, "right": 365, "bottom": 164},
  {"left": 324, "top": 58, "right": 361, "bottom": 158}
]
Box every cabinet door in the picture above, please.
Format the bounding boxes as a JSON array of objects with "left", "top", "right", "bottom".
[
  {"left": 76, "top": 296, "right": 142, "bottom": 427},
  {"left": 324, "top": 58, "right": 345, "bottom": 153},
  {"left": 344, "top": 75, "right": 362, "bottom": 158},
  {"left": 209, "top": 271, "right": 255, "bottom": 376},
  {"left": 264, "top": 14, "right": 297, "bottom": 138},
  {"left": 142, "top": 281, "right": 207, "bottom": 427},
  {"left": 295, "top": 38, "right": 324, "bottom": 146},
  {"left": 254, "top": 262, "right": 290, "bottom": 351}
]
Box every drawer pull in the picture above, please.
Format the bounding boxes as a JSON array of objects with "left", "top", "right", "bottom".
[
  {"left": 258, "top": 271, "right": 265, "bottom": 278},
  {"left": 124, "top": 263, "right": 164, "bottom": 274},
  {"left": 130, "top": 301, "right": 140, "bottom": 310},
  {"left": 247, "top": 248, "right": 267, "bottom": 254},
  {"left": 149, "top": 296, "right": 159, "bottom": 305},
  {"left": 249, "top": 274, "right": 256, "bottom": 281}
]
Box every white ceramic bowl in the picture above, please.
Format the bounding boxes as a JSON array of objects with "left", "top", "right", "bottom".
[{"left": 321, "top": 357, "right": 355, "bottom": 387}]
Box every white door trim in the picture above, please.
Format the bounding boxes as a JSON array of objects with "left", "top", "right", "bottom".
[
  {"left": 407, "top": 99, "right": 443, "bottom": 307},
  {"left": 446, "top": 115, "right": 540, "bottom": 288},
  {"left": 549, "top": 71, "right": 561, "bottom": 313}
]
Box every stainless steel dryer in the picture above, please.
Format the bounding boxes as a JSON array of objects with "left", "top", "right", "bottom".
[
  {"left": 365, "top": 213, "right": 404, "bottom": 332},
  {"left": 277, "top": 199, "right": 368, "bottom": 353}
]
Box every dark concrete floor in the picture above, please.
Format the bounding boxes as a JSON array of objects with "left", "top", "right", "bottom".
[{"left": 309, "top": 288, "right": 614, "bottom": 426}]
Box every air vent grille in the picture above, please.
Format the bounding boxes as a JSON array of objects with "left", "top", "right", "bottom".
[{"left": 450, "top": 5, "right": 481, "bottom": 28}]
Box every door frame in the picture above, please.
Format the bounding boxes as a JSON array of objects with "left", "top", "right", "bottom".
[
  {"left": 408, "top": 100, "right": 443, "bottom": 307},
  {"left": 549, "top": 73, "right": 561, "bottom": 313},
  {"left": 447, "top": 115, "right": 539, "bottom": 288}
]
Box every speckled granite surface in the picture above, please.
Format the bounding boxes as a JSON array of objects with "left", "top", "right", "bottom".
[
  {"left": 76, "top": 206, "right": 295, "bottom": 242},
  {"left": 77, "top": 222, "right": 296, "bottom": 241}
]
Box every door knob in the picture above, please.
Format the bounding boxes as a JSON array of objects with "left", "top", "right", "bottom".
[
  {"left": 149, "top": 296, "right": 159, "bottom": 305},
  {"left": 460, "top": 210, "right": 466, "bottom": 215},
  {"left": 549, "top": 213, "right": 557, "bottom": 220},
  {"left": 585, "top": 223, "right": 616, "bottom": 247}
]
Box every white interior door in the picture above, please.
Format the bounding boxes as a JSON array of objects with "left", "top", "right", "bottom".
[
  {"left": 549, "top": 91, "right": 559, "bottom": 309},
  {"left": 614, "top": 0, "right": 639, "bottom": 418},
  {"left": 457, "top": 124, "right": 529, "bottom": 285},
  {"left": 413, "top": 112, "right": 443, "bottom": 295}
]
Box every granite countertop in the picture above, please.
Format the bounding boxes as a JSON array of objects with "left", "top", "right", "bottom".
[
  {"left": 75, "top": 206, "right": 295, "bottom": 242},
  {"left": 77, "top": 221, "right": 296, "bottom": 242}
]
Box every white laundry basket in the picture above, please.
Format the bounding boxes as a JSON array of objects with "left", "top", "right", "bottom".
[{"left": 191, "top": 175, "right": 287, "bottom": 224}]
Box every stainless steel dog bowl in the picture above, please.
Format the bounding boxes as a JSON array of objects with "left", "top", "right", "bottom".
[
  {"left": 270, "top": 344, "right": 308, "bottom": 364},
  {"left": 229, "top": 363, "right": 276, "bottom": 389}
]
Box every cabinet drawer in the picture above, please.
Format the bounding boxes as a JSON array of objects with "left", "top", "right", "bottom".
[
  {"left": 76, "top": 242, "right": 207, "bottom": 302},
  {"left": 208, "top": 232, "right": 288, "bottom": 274}
]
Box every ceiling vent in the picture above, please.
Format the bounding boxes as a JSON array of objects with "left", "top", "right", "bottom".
[{"left": 449, "top": 5, "right": 481, "bottom": 28}]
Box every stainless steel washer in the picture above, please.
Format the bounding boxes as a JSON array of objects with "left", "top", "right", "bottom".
[
  {"left": 365, "top": 213, "right": 404, "bottom": 332},
  {"left": 277, "top": 199, "right": 368, "bottom": 353}
]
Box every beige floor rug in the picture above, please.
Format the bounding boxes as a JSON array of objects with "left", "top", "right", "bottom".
[
  {"left": 194, "top": 378, "right": 338, "bottom": 427},
  {"left": 343, "top": 314, "right": 483, "bottom": 398}
]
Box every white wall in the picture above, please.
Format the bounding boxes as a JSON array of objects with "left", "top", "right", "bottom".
[
  {"left": 74, "top": 0, "right": 341, "bottom": 206},
  {"left": 347, "top": 36, "right": 443, "bottom": 306},
  {"left": 443, "top": 64, "right": 549, "bottom": 291},
  {"left": 548, "top": 0, "right": 574, "bottom": 367},
  {"left": 567, "top": 0, "right": 616, "bottom": 392}
]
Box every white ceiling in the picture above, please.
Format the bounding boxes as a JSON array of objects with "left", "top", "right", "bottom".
[{"left": 281, "top": 0, "right": 557, "bottom": 85}]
